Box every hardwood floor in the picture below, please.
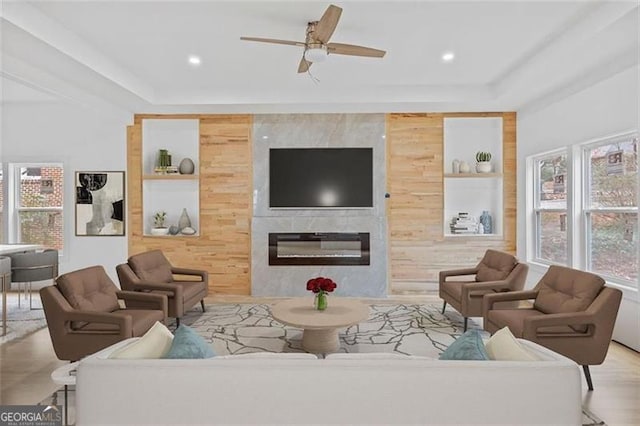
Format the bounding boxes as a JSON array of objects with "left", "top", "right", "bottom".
[{"left": 1, "top": 294, "right": 638, "bottom": 425}]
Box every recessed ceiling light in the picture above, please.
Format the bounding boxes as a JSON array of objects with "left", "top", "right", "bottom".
[
  {"left": 188, "top": 55, "right": 201, "bottom": 66},
  {"left": 442, "top": 52, "right": 455, "bottom": 63},
  {"left": 262, "top": 135, "right": 269, "bottom": 140}
]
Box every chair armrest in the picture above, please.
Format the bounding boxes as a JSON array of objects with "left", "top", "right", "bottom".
[
  {"left": 460, "top": 280, "right": 511, "bottom": 298},
  {"left": 483, "top": 290, "right": 539, "bottom": 314},
  {"left": 127, "top": 282, "right": 179, "bottom": 296},
  {"left": 439, "top": 267, "right": 479, "bottom": 284},
  {"left": 171, "top": 267, "right": 207, "bottom": 281},
  {"left": 523, "top": 312, "right": 595, "bottom": 338},
  {"left": 116, "top": 290, "right": 168, "bottom": 315},
  {"left": 65, "top": 310, "right": 131, "bottom": 337}
]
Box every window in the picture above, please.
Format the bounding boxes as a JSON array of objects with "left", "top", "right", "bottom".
[
  {"left": 583, "top": 135, "right": 638, "bottom": 283},
  {"left": 11, "top": 164, "right": 64, "bottom": 251},
  {"left": 533, "top": 151, "right": 568, "bottom": 265}
]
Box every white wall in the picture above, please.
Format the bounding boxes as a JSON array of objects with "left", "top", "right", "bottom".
[
  {"left": 517, "top": 65, "right": 639, "bottom": 350},
  {"left": 1, "top": 101, "right": 132, "bottom": 282}
]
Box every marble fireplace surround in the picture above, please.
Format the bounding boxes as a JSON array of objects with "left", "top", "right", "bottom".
[{"left": 252, "top": 114, "right": 388, "bottom": 298}]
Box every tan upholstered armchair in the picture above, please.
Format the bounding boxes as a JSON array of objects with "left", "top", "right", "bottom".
[
  {"left": 116, "top": 250, "right": 208, "bottom": 327},
  {"left": 483, "top": 265, "right": 622, "bottom": 391},
  {"left": 40, "top": 265, "right": 167, "bottom": 361},
  {"left": 439, "top": 249, "right": 529, "bottom": 331}
]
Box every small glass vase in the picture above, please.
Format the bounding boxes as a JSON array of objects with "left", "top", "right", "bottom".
[{"left": 314, "top": 292, "right": 328, "bottom": 311}]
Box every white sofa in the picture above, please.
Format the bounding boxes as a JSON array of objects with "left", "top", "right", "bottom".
[{"left": 74, "top": 338, "right": 582, "bottom": 425}]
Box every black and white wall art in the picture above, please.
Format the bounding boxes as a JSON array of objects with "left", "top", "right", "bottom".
[{"left": 75, "top": 171, "right": 125, "bottom": 236}]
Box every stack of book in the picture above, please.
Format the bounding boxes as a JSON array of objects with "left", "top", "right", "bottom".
[
  {"left": 154, "top": 166, "right": 179, "bottom": 174},
  {"left": 450, "top": 213, "right": 479, "bottom": 234}
]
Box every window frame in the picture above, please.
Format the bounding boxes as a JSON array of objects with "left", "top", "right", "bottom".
[
  {"left": 581, "top": 132, "right": 638, "bottom": 286},
  {"left": 531, "top": 148, "right": 570, "bottom": 266},
  {"left": 8, "top": 162, "right": 65, "bottom": 254}
]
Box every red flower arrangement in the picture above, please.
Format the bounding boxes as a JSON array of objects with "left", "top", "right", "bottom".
[{"left": 306, "top": 277, "right": 337, "bottom": 294}]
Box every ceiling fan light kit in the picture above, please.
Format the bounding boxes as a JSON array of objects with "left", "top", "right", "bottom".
[
  {"left": 240, "top": 4, "right": 385, "bottom": 74},
  {"left": 304, "top": 45, "right": 328, "bottom": 63}
]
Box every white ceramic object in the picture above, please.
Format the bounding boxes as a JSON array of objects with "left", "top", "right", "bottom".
[
  {"left": 181, "top": 226, "right": 196, "bottom": 235},
  {"left": 476, "top": 161, "right": 492, "bottom": 173},
  {"left": 459, "top": 161, "right": 471, "bottom": 173},
  {"left": 179, "top": 158, "right": 195, "bottom": 174},
  {"left": 452, "top": 159, "right": 460, "bottom": 174},
  {"left": 150, "top": 227, "right": 169, "bottom": 236}
]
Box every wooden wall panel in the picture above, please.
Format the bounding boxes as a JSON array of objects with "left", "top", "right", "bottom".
[
  {"left": 128, "top": 115, "right": 252, "bottom": 295},
  {"left": 386, "top": 112, "right": 517, "bottom": 284}
]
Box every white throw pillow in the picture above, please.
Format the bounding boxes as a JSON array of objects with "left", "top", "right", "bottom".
[
  {"left": 108, "top": 321, "right": 174, "bottom": 359},
  {"left": 485, "top": 327, "right": 540, "bottom": 361}
]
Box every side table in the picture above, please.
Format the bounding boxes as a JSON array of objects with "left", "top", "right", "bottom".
[{"left": 51, "top": 361, "right": 78, "bottom": 426}]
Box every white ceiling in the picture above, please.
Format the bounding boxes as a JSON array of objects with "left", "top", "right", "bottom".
[{"left": 1, "top": 0, "right": 638, "bottom": 113}]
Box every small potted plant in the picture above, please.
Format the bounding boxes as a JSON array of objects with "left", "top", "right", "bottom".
[
  {"left": 306, "top": 277, "right": 337, "bottom": 311},
  {"left": 475, "top": 151, "right": 492, "bottom": 173},
  {"left": 151, "top": 211, "right": 169, "bottom": 235}
]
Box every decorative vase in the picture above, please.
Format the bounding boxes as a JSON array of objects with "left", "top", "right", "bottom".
[
  {"left": 179, "top": 158, "right": 195, "bottom": 175},
  {"left": 476, "top": 161, "right": 492, "bottom": 173},
  {"left": 178, "top": 208, "right": 192, "bottom": 230},
  {"left": 459, "top": 161, "right": 471, "bottom": 173},
  {"left": 452, "top": 159, "right": 460, "bottom": 174},
  {"left": 480, "top": 211, "right": 492, "bottom": 234},
  {"left": 315, "top": 292, "right": 328, "bottom": 311}
]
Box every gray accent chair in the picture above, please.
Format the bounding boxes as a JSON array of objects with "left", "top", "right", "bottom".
[
  {"left": 116, "top": 250, "right": 208, "bottom": 327},
  {"left": 0, "top": 256, "right": 12, "bottom": 336},
  {"left": 41, "top": 265, "right": 167, "bottom": 361},
  {"left": 439, "top": 249, "right": 529, "bottom": 331},
  {"left": 483, "top": 265, "right": 622, "bottom": 391},
  {"left": 9, "top": 249, "right": 59, "bottom": 309}
]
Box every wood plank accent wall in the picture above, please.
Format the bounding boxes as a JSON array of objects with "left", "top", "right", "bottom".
[
  {"left": 386, "top": 112, "right": 517, "bottom": 284},
  {"left": 128, "top": 114, "right": 252, "bottom": 295}
]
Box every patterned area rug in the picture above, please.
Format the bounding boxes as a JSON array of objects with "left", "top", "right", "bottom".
[
  {"left": 0, "top": 293, "right": 46, "bottom": 345},
  {"left": 180, "top": 302, "right": 475, "bottom": 357}
]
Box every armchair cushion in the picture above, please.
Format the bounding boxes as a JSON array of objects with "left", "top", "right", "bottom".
[
  {"left": 533, "top": 265, "right": 605, "bottom": 320},
  {"left": 128, "top": 250, "right": 174, "bottom": 284},
  {"left": 56, "top": 266, "right": 119, "bottom": 313},
  {"left": 76, "top": 309, "right": 165, "bottom": 336},
  {"left": 475, "top": 250, "right": 517, "bottom": 282}
]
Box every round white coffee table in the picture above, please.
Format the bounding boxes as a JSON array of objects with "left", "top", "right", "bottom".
[{"left": 271, "top": 298, "right": 369, "bottom": 354}]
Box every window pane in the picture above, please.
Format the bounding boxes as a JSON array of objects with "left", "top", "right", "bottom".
[
  {"left": 18, "top": 211, "right": 63, "bottom": 250},
  {"left": 537, "top": 211, "right": 568, "bottom": 264},
  {"left": 588, "top": 212, "right": 638, "bottom": 282},
  {"left": 537, "top": 154, "right": 567, "bottom": 209},
  {"left": 19, "top": 166, "right": 64, "bottom": 208},
  {"left": 588, "top": 138, "right": 638, "bottom": 208}
]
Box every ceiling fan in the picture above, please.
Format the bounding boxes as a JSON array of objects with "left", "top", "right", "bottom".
[{"left": 240, "top": 4, "right": 386, "bottom": 73}]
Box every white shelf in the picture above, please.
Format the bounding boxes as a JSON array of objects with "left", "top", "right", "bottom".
[
  {"left": 142, "top": 119, "right": 200, "bottom": 236},
  {"left": 444, "top": 173, "right": 502, "bottom": 178},
  {"left": 143, "top": 174, "right": 199, "bottom": 180},
  {"left": 443, "top": 117, "right": 503, "bottom": 237}
]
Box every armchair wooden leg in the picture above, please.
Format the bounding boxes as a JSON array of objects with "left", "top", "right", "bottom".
[
  {"left": 176, "top": 318, "right": 180, "bottom": 328},
  {"left": 583, "top": 365, "right": 594, "bottom": 391},
  {"left": 441, "top": 301, "right": 447, "bottom": 314},
  {"left": 200, "top": 300, "right": 206, "bottom": 312},
  {"left": 463, "top": 317, "right": 468, "bottom": 332}
]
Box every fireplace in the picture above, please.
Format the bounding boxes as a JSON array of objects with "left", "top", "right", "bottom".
[{"left": 269, "top": 232, "right": 370, "bottom": 266}]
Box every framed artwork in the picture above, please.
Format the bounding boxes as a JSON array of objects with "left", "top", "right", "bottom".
[{"left": 75, "top": 171, "right": 125, "bottom": 236}]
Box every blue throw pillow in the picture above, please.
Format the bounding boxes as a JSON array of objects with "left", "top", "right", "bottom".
[
  {"left": 439, "top": 329, "right": 489, "bottom": 361},
  {"left": 163, "top": 325, "right": 215, "bottom": 359}
]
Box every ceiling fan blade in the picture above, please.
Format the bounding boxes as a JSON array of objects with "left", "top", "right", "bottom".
[
  {"left": 297, "top": 57, "right": 312, "bottom": 73},
  {"left": 314, "top": 5, "right": 342, "bottom": 43},
  {"left": 240, "top": 37, "right": 305, "bottom": 47},
  {"left": 327, "top": 42, "right": 386, "bottom": 58}
]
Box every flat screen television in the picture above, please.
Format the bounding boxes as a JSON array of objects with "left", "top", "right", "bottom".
[{"left": 269, "top": 148, "right": 373, "bottom": 208}]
